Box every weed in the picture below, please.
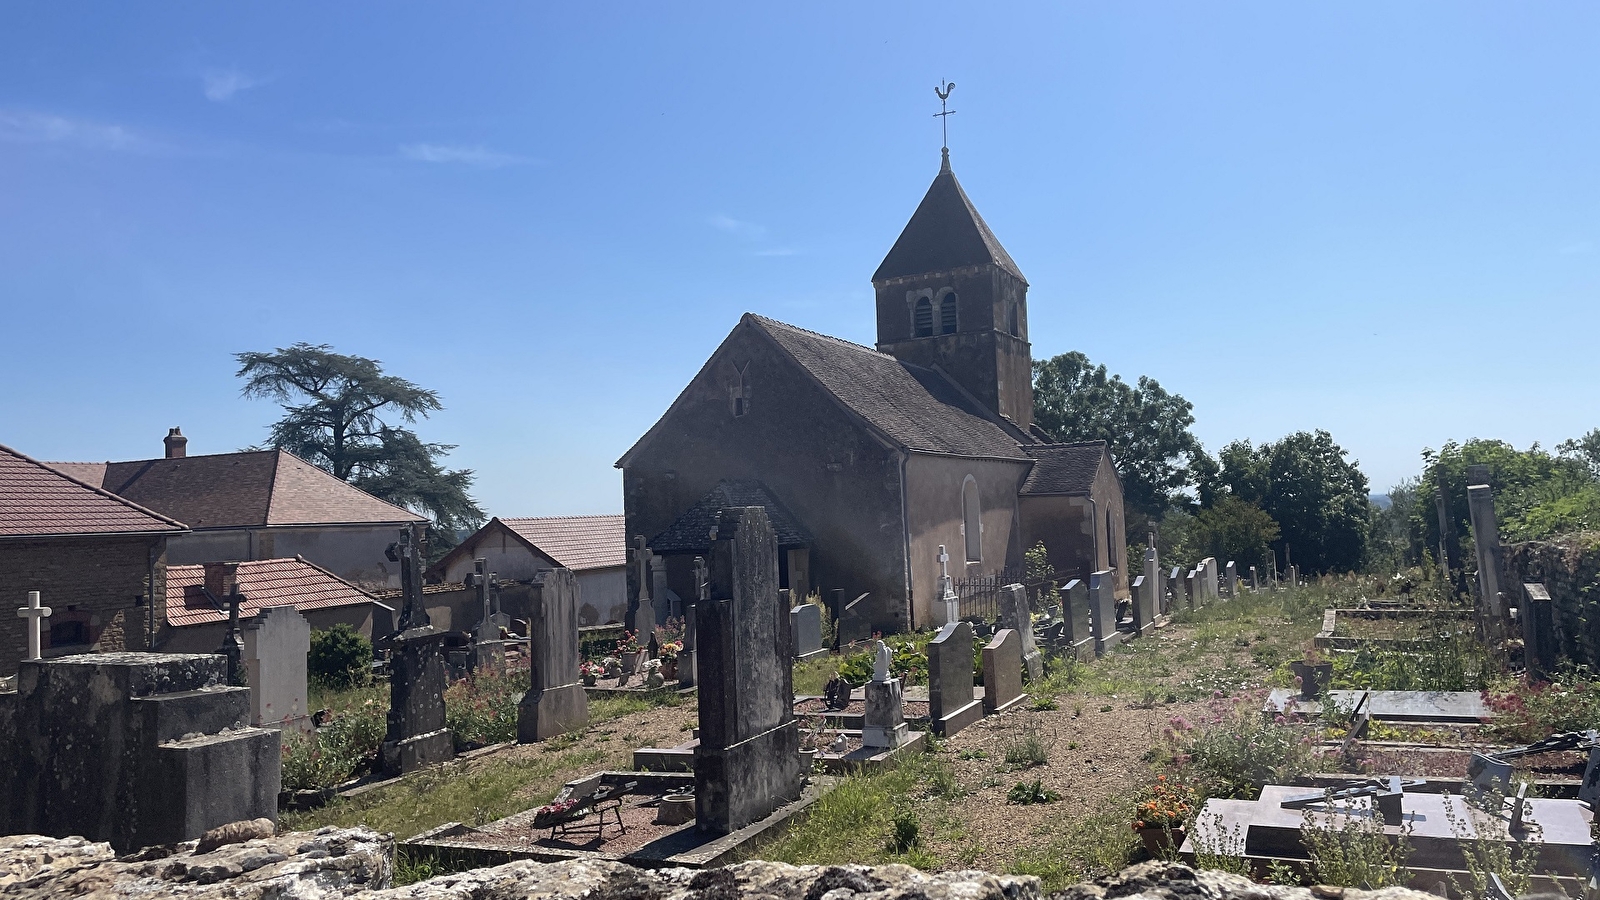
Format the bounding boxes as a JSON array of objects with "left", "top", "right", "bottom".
[
  {"left": 1442, "top": 789, "right": 1544, "bottom": 899},
  {"left": 886, "top": 811, "right": 921, "bottom": 852},
  {"left": 1011, "top": 803, "right": 1139, "bottom": 890},
  {"left": 755, "top": 753, "right": 960, "bottom": 867},
  {"left": 1099, "top": 704, "right": 1113, "bottom": 713},
  {"left": 1006, "top": 778, "right": 1061, "bottom": 805},
  {"left": 957, "top": 748, "right": 989, "bottom": 760},
  {"left": 1299, "top": 800, "right": 1413, "bottom": 888},
  {"left": 1031, "top": 696, "right": 1060, "bottom": 711},
  {"left": 1190, "top": 810, "right": 1250, "bottom": 875},
  {"left": 1002, "top": 726, "right": 1052, "bottom": 769},
  {"left": 1176, "top": 693, "right": 1312, "bottom": 799}
]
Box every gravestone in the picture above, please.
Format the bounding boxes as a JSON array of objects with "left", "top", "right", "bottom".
[
  {"left": 1468, "top": 483, "right": 1507, "bottom": 639},
  {"left": 696, "top": 507, "right": 801, "bottom": 835},
  {"left": 1142, "top": 546, "right": 1161, "bottom": 624},
  {"left": 1168, "top": 567, "right": 1183, "bottom": 612},
  {"left": 1522, "top": 583, "right": 1557, "bottom": 682},
  {"left": 863, "top": 642, "right": 908, "bottom": 749},
  {"left": 0, "top": 653, "right": 279, "bottom": 852},
  {"left": 518, "top": 568, "right": 589, "bottom": 742},
  {"left": 1185, "top": 570, "right": 1198, "bottom": 610},
  {"left": 242, "top": 605, "right": 311, "bottom": 730},
  {"left": 1059, "top": 578, "right": 1094, "bottom": 661},
  {"left": 380, "top": 526, "right": 454, "bottom": 775},
  {"left": 790, "top": 602, "right": 824, "bottom": 659},
  {"left": 981, "top": 628, "right": 1027, "bottom": 713},
  {"left": 926, "top": 620, "right": 982, "bottom": 736},
  {"left": 1130, "top": 575, "right": 1150, "bottom": 636},
  {"left": 15, "top": 591, "right": 50, "bottom": 661},
  {"left": 468, "top": 559, "right": 507, "bottom": 676},
  {"left": 652, "top": 557, "right": 680, "bottom": 625},
  {"left": 679, "top": 556, "right": 708, "bottom": 688},
  {"left": 1224, "top": 561, "right": 1238, "bottom": 599},
  {"left": 1250, "top": 565, "right": 1259, "bottom": 592},
  {"left": 626, "top": 536, "right": 657, "bottom": 655},
  {"left": 1200, "top": 558, "right": 1220, "bottom": 600},
  {"left": 1287, "top": 565, "right": 1299, "bottom": 588},
  {"left": 1089, "top": 570, "right": 1123, "bottom": 655},
  {"left": 997, "top": 583, "right": 1043, "bottom": 682}
]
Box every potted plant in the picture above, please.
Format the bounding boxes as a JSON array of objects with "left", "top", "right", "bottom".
[
  {"left": 1289, "top": 647, "right": 1333, "bottom": 699},
  {"left": 1131, "top": 775, "right": 1193, "bottom": 853},
  {"left": 532, "top": 797, "right": 581, "bottom": 829},
  {"left": 616, "top": 631, "right": 644, "bottom": 674},
  {"left": 656, "top": 639, "right": 683, "bottom": 680},
  {"left": 580, "top": 660, "right": 604, "bottom": 687},
  {"left": 797, "top": 715, "right": 824, "bottom": 772}
]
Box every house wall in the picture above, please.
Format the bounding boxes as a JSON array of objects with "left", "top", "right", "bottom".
[
  {"left": 0, "top": 536, "right": 167, "bottom": 676},
  {"left": 166, "top": 523, "right": 408, "bottom": 590},
  {"left": 437, "top": 530, "right": 558, "bottom": 584},
  {"left": 622, "top": 321, "right": 910, "bottom": 634},
  {"left": 904, "top": 453, "right": 1030, "bottom": 627}
]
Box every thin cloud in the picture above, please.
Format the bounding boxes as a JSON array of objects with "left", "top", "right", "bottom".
[
  {"left": 0, "top": 110, "right": 152, "bottom": 152},
  {"left": 708, "top": 214, "right": 767, "bottom": 240},
  {"left": 399, "top": 143, "right": 532, "bottom": 168},
  {"left": 202, "top": 68, "right": 264, "bottom": 102}
]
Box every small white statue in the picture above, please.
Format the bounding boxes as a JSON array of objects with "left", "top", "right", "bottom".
[{"left": 872, "top": 640, "right": 891, "bottom": 682}]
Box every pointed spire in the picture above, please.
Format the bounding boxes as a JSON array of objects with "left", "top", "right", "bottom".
[{"left": 872, "top": 157, "right": 1024, "bottom": 284}]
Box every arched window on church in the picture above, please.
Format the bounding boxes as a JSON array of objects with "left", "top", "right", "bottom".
[
  {"left": 914, "top": 297, "right": 933, "bottom": 337},
  {"left": 962, "top": 476, "right": 982, "bottom": 562},
  {"left": 939, "top": 292, "right": 958, "bottom": 334}
]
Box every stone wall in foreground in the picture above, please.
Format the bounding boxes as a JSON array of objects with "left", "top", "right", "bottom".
[{"left": 0, "top": 828, "right": 1449, "bottom": 900}]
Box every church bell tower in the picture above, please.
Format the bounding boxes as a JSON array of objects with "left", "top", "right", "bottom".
[{"left": 872, "top": 149, "right": 1034, "bottom": 430}]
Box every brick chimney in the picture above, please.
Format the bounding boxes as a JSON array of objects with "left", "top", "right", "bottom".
[
  {"left": 203, "top": 561, "right": 238, "bottom": 598},
  {"left": 164, "top": 427, "right": 187, "bottom": 459}
]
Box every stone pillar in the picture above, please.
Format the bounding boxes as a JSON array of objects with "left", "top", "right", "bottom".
[
  {"left": 997, "top": 584, "right": 1043, "bottom": 682},
  {"left": 1468, "top": 482, "right": 1506, "bottom": 637},
  {"left": 926, "top": 620, "right": 981, "bottom": 736},
  {"left": 518, "top": 568, "right": 589, "bottom": 742},
  {"left": 695, "top": 507, "right": 801, "bottom": 835},
  {"left": 1089, "top": 570, "right": 1122, "bottom": 655},
  {"left": 1, "top": 653, "right": 278, "bottom": 852},
  {"left": 1522, "top": 583, "right": 1557, "bottom": 682},
  {"left": 242, "top": 605, "right": 311, "bottom": 730}
]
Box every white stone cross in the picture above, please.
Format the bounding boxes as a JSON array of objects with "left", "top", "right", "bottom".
[
  {"left": 937, "top": 544, "right": 959, "bottom": 623},
  {"left": 17, "top": 591, "right": 51, "bottom": 661}
]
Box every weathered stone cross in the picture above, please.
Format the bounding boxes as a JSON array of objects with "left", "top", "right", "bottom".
[
  {"left": 937, "top": 544, "right": 959, "bottom": 623},
  {"left": 17, "top": 591, "right": 51, "bottom": 661},
  {"left": 632, "top": 536, "right": 654, "bottom": 605}
]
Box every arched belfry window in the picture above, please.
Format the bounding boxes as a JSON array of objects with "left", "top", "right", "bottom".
[
  {"left": 913, "top": 297, "right": 933, "bottom": 337},
  {"left": 939, "top": 292, "right": 958, "bottom": 334},
  {"left": 962, "top": 476, "right": 982, "bottom": 562}
]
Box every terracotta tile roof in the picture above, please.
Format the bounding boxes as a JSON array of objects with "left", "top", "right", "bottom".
[
  {"left": 500, "top": 515, "right": 625, "bottom": 571},
  {"left": 65, "top": 449, "right": 425, "bottom": 529},
  {"left": 872, "top": 160, "right": 1024, "bottom": 284},
  {"left": 1020, "top": 442, "right": 1111, "bottom": 496},
  {"left": 750, "top": 315, "right": 1029, "bottom": 459},
  {"left": 649, "top": 481, "right": 812, "bottom": 553},
  {"left": 165, "top": 557, "right": 386, "bottom": 627},
  {"left": 0, "top": 444, "right": 187, "bottom": 538}
]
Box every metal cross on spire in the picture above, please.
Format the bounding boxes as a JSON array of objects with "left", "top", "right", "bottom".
[{"left": 933, "top": 81, "right": 956, "bottom": 154}]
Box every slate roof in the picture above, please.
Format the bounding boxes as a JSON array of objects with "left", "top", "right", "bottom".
[
  {"left": 59, "top": 449, "right": 425, "bottom": 529},
  {"left": 872, "top": 156, "right": 1024, "bottom": 283},
  {"left": 165, "top": 557, "right": 386, "bottom": 627},
  {"left": 650, "top": 480, "right": 813, "bottom": 553},
  {"left": 750, "top": 315, "right": 1029, "bottom": 459},
  {"left": 0, "top": 443, "right": 187, "bottom": 538},
  {"left": 1020, "top": 442, "right": 1111, "bottom": 496}
]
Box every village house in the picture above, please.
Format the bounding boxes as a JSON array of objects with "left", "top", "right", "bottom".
[
  {"left": 0, "top": 443, "right": 188, "bottom": 676},
  {"left": 50, "top": 428, "right": 427, "bottom": 589},
  {"left": 161, "top": 557, "right": 395, "bottom": 652},
  {"left": 430, "top": 515, "right": 627, "bottom": 627},
  {"left": 618, "top": 151, "right": 1128, "bottom": 634}
]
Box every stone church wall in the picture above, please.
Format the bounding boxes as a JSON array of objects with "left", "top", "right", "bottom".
[
  {"left": 0, "top": 535, "right": 166, "bottom": 677},
  {"left": 904, "top": 453, "right": 1029, "bottom": 627},
  {"left": 622, "top": 323, "right": 911, "bottom": 633}
]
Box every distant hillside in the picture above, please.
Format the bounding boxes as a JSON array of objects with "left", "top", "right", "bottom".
[{"left": 1370, "top": 493, "right": 1392, "bottom": 510}]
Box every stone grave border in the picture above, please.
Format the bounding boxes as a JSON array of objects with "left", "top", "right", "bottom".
[{"left": 1312, "top": 607, "right": 1474, "bottom": 651}]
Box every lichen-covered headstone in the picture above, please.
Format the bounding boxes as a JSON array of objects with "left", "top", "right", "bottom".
[
  {"left": 997, "top": 583, "right": 1043, "bottom": 682},
  {"left": 518, "top": 567, "right": 589, "bottom": 742},
  {"left": 927, "top": 620, "right": 981, "bottom": 736}
]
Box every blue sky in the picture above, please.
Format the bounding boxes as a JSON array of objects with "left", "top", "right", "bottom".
[{"left": 2, "top": 3, "right": 1596, "bottom": 516}]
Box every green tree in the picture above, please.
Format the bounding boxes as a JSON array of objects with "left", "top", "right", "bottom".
[
  {"left": 1414, "top": 438, "right": 1599, "bottom": 554},
  {"left": 1175, "top": 495, "right": 1280, "bottom": 571},
  {"left": 308, "top": 623, "right": 372, "bottom": 689},
  {"left": 1032, "top": 351, "right": 1204, "bottom": 523},
  {"left": 235, "top": 343, "right": 484, "bottom": 544},
  {"left": 1201, "top": 431, "right": 1371, "bottom": 574}
]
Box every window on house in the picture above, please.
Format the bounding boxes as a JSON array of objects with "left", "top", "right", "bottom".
[
  {"left": 50, "top": 620, "right": 88, "bottom": 647},
  {"left": 962, "top": 477, "right": 982, "bottom": 562},
  {"left": 730, "top": 364, "right": 751, "bottom": 417},
  {"left": 939, "top": 293, "right": 958, "bottom": 334},
  {"left": 913, "top": 297, "right": 933, "bottom": 336}
]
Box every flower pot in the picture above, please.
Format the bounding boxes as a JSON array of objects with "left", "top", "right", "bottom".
[
  {"left": 661, "top": 659, "right": 678, "bottom": 681},
  {"left": 1135, "top": 824, "right": 1184, "bottom": 854},
  {"left": 1290, "top": 661, "right": 1333, "bottom": 699},
  {"left": 582, "top": 674, "right": 598, "bottom": 687},
  {"left": 646, "top": 671, "right": 665, "bottom": 689},
  {"left": 620, "top": 650, "right": 645, "bottom": 675},
  {"left": 798, "top": 748, "right": 817, "bottom": 773}
]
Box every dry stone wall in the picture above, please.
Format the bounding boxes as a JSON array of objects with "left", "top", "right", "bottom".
[{"left": 1505, "top": 533, "right": 1600, "bottom": 669}]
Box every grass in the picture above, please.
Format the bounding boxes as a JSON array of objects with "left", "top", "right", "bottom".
[{"left": 1010, "top": 801, "right": 1140, "bottom": 890}]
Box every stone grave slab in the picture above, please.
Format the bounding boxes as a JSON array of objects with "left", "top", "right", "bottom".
[
  {"left": 243, "top": 604, "right": 311, "bottom": 731},
  {"left": 1264, "top": 689, "right": 1493, "bottom": 722},
  {"left": 997, "top": 583, "right": 1043, "bottom": 682},
  {"left": 519, "top": 567, "right": 589, "bottom": 742},
  {"left": 981, "top": 628, "right": 1027, "bottom": 714},
  {"left": 927, "top": 620, "right": 982, "bottom": 737},
  {"left": 1059, "top": 579, "right": 1094, "bottom": 661},
  {"left": 790, "top": 602, "right": 825, "bottom": 660}
]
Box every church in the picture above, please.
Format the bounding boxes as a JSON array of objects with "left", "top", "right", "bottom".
[{"left": 616, "top": 150, "right": 1128, "bottom": 634}]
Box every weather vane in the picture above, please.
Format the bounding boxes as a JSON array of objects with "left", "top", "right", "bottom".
[{"left": 934, "top": 80, "right": 956, "bottom": 153}]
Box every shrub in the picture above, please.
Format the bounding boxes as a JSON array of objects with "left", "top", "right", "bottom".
[
  {"left": 1175, "top": 693, "right": 1312, "bottom": 799},
  {"left": 445, "top": 668, "right": 525, "bottom": 749},
  {"left": 308, "top": 624, "right": 372, "bottom": 689},
  {"left": 280, "top": 693, "right": 387, "bottom": 790},
  {"left": 1483, "top": 667, "right": 1600, "bottom": 743},
  {"left": 1300, "top": 801, "right": 1413, "bottom": 888}
]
